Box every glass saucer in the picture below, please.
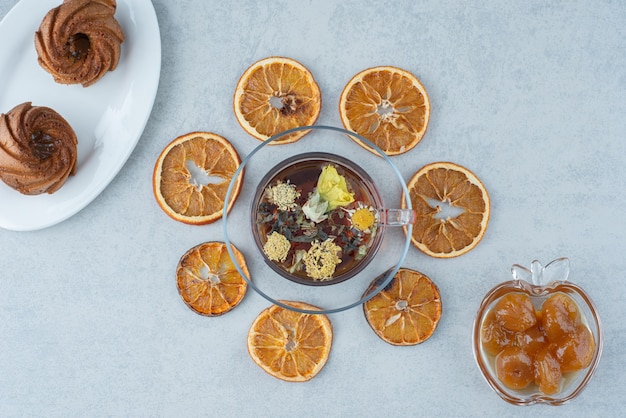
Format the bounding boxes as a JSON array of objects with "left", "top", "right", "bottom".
[{"left": 222, "top": 125, "right": 413, "bottom": 314}]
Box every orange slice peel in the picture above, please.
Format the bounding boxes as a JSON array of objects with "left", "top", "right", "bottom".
[
  {"left": 363, "top": 268, "right": 442, "bottom": 346},
  {"left": 176, "top": 242, "right": 249, "bottom": 316},
  {"left": 247, "top": 300, "right": 333, "bottom": 381},
  {"left": 234, "top": 56, "right": 322, "bottom": 144},
  {"left": 403, "top": 161, "right": 490, "bottom": 258},
  {"left": 153, "top": 131, "right": 243, "bottom": 225},
  {"left": 339, "top": 66, "right": 430, "bottom": 156}
]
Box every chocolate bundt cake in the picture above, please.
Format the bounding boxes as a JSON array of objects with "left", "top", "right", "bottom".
[
  {"left": 0, "top": 102, "right": 78, "bottom": 195},
  {"left": 34, "top": 0, "right": 125, "bottom": 87}
]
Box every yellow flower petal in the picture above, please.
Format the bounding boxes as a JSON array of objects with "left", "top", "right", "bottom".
[
  {"left": 317, "top": 165, "right": 354, "bottom": 210},
  {"left": 351, "top": 207, "right": 376, "bottom": 232}
]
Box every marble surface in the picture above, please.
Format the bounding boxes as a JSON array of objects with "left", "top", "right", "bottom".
[{"left": 1, "top": 0, "right": 625, "bottom": 416}]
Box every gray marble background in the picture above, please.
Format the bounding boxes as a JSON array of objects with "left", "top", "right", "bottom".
[{"left": 1, "top": 0, "right": 625, "bottom": 416}]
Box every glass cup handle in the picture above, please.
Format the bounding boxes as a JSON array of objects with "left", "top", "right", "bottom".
[{"left": 379, "top": 209, "right": 416, "bottom": 226}]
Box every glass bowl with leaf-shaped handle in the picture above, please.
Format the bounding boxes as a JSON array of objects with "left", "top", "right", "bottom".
[{"left": 472, "top": 257, "right": 603, "bottom": 405}]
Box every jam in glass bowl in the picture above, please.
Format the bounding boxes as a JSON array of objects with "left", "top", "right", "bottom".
[{"left": 472, "top": 258, "right": 603, "bottom": 405}]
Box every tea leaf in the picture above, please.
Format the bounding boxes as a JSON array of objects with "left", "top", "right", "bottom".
[
  {"left": 355, "top": 245, "right": 368, "bottom": 261},
  {"left": 292, "top": 234, "right": 317, "bottom": 243},
  {"left": 288, "top": 249, "right": 307, "bottom": 273}
]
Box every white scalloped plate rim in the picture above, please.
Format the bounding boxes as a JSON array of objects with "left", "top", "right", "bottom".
[{"left": 0, "top": 0, "right": 161, "bottom": 231}]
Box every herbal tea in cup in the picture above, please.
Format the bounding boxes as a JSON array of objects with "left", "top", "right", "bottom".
[{"left": 251, "top": 152, "right": 415, "bottom": 286}]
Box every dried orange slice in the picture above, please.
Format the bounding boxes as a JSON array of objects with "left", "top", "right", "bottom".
[
  {"left": 176, "top": 242, "right": 248, "bottom": 316},
  {"left": 153, "top": 131, "right": 242, "bottom": 225},
  {"left": 363, "top": 268, "right": 441, "bottom": 346},
  {"left": 403, "top": 162, "right": 490, "bottom": 258},
  {"left": 233, "top": 56, "right": 322, "bottom": 144},
  {"left": 247, "top": 301, "right": 333, "bottom": 382},
  {"left": 339, "top": 66, "right": 430, "bottom": 156}
]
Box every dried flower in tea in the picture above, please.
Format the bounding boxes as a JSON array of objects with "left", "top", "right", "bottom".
[
  {"left": 302, "top": 189, "right": 328, "bottom": 223},
  {"left": 263, "top": 231, "right": 291, "bottom": 262},
  {"left": 266, "top": 181, "right": 300, "bottom": 211},
  {"left": 303, "top": 239, "right": 342, "bottom": 280},
  {"left": 345, "top": 203, "right": 378, "bottom": 233},
  {"left": 316, "top": 165, "right": 354, "bottom": 210}
]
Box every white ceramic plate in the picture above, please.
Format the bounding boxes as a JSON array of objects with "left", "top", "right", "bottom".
[{"left": 0, "top": 0, "right": 161, "bottom": 231}]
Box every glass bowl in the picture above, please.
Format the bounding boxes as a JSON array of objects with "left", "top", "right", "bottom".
[
  {"left": 472, "top": 258, "right": 603, "bottom": 405},
  {"left": 222, "top": 125, "right": 415, "bottom": 314}
]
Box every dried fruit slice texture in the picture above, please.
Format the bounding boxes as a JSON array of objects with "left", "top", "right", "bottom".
[
  {"left": 153, "top": 132, "right": 242, "bottom": 225},
  {"left": 176, "top": 242, "right": 248, "bottom": 316},
  {"left": 234, "top": 56, "right": 322, "bottom": 144},
  {"left": 363, "top": 268, "right": 441, "bottom": 346},
  {"left": 247, "top": 301, "right": 333, "bottom": 382},
  {"left": 403, "top": 162, "right": 490, "bottom": 258},
  {"left": 339, "top": 66, "right": 430, "bottom": 156}
]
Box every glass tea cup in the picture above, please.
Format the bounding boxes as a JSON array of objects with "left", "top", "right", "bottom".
[
  {"left": 472, "top": 258, "right": 603, "bottom": 405},
  {"left": 222, "top": 125, "right": 415, "bottom": 314},
  {"left": 251, "top": 152, "right": 415, "bottom": 286}
]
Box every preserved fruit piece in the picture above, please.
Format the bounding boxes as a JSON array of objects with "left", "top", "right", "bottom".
[
  {"left": 481, "top": 310, "right": 514, "bottom": 356},
  {"left": 534, "top": 344, "right": 562, "bottom": 395},
  {"left": 495, "top": 346, "right": 534, "bottom": 390},
  {"left": 556, "top": 324, "right": 595, "bottom": 373},
  {"left": 495, "top": 293, "right": 537, "bottom": 332},
  {"left": 514, "top": 324, "right": 547, "bottom": 358},
  {"left": 542, "top": 293, "right": 580, "bottom": 342}
]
